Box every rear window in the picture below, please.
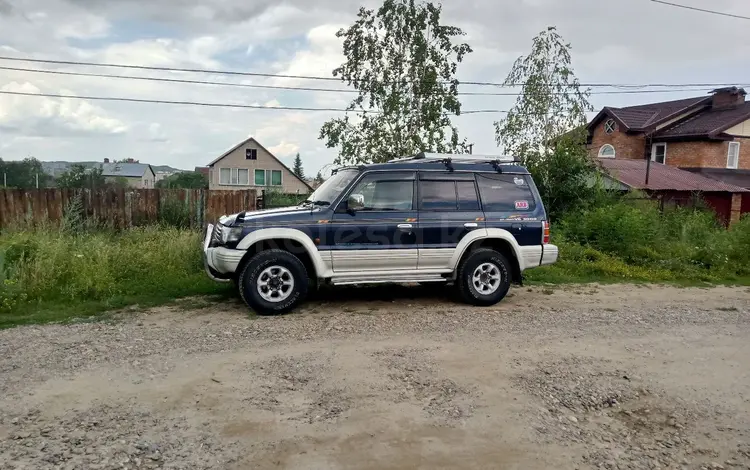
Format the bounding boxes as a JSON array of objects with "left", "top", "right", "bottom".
[{"left": 476, "top": 174, "right": 537, "bottom": 212}]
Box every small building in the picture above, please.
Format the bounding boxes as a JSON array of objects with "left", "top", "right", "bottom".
[
  {"left": 100, "top": 162, "right": 156, "bottom": 189},
  {"left": 206, "top": 137, "right": 312, "bottom": 193},
  {"left": 598, "top": 159, "right": 748, "bottom": 226}
]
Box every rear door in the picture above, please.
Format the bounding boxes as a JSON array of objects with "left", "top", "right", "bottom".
[
  {"left": 475, "top": 172, "right": 545, "bottom": 247},
  {"left": 416, "top": 172, "right": 484, "bottom": 270}
]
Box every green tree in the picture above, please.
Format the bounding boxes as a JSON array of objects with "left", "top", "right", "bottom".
[
  {"left": 292, "top": 153, "right": 305, "bottom": 179},
  {"left": 314, "top": 171, "right": 324, "bottom": 186},
  {"left": 495, "top": 27, "right": 593, "bottom": 161},
  {"left": 494, "top": 27, "right": 597, "bottom": 218},
  {"left": 319, "top": 0, "right": 472, "bottom": 165},
  {"left": 156, "top": 172, "right": 208, "bottom": 189},
  {"left": 57, "top": 164, "right": 106, "bottom": 189},
  {"left": 0, "top": 158, "right": 51, "bottom": 188}
]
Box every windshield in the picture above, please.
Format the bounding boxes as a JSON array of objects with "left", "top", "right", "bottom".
[{"left": 304, "top": 169, "right": 359, "bottom": 206}]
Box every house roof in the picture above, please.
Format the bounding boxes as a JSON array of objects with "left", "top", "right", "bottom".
[
  {"left": 656, "top": 102, "right": 750, "bottom": 139},
  {"left": 588, "top": 96, "right": 710, "bottom": 132},
  {"left": 207, "top": 137, "right": 313, "bottom": 191},
  {"left": 682, "top": 167, "right": 750, "bottom": 190},
  {"left": 598, "top": 159, "right": 748, "bottom": 193},
  {"left": 100, "top": 163, "right": 153, "bottom": 178}
]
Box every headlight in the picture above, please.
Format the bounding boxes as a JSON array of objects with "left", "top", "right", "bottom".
[{"left": 222, "top": 226, "right": 244, "bottom": 244}]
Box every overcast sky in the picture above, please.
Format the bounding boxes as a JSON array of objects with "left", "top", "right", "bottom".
[{"left": 1, "top": 0, "right": 749, "bottom": 174}]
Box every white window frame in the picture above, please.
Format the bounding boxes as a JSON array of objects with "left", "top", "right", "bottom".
[
  {"left": 219, "top": 168, "right": 231, "bottom": 185},
  {"left": 727, "top": 142, "right": 740, "bottom": 169},
  {"left": 604, "top": 119, "right": 617, "bottom": 134},
  {"left": 598, "top": 144, "right": 616, "bottom": 158},
  {"left": 651, "top": 143, "right": 667, "bottom": 164},
  {"left": 218, "top": 168, "right": 250, "bottom": 186}
]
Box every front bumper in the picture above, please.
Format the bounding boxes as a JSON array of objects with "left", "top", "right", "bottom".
[{"left": 203, "top": 223, "right": 245, "bottom": 283}]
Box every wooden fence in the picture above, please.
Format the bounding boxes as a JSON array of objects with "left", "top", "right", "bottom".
[{"left": 0, "top": 188, "right": 257, "bottom": 229}]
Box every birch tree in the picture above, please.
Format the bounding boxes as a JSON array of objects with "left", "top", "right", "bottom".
[{"left": 320, "top": 0, "right": 472, "bottom": 165}]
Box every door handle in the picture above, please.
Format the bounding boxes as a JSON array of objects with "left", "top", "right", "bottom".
[
  {"left": 397, "top": 223, "right": 413, "bottom": 230},
  {"left": 464, "top": 222, "right": 478, "bottom": 229}
]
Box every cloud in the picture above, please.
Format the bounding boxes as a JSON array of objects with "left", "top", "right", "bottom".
[{"left": 0, "top": 81, "right": 127, "bottom": 135}]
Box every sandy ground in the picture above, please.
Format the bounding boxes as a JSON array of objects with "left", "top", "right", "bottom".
[{"left": 1, "top": 284, "right": 749, "bottom": 470}]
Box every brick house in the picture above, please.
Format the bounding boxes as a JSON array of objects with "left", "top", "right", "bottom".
[{"left": 586, "top": 86, "right": 750, "bottom": 224}]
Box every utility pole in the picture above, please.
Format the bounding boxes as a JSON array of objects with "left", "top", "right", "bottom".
[
  {"left": 3, "top": 172, "right": 6, "bottom": 188},
  {"left": 645, "top": 133, "right": 653, "bottom": 186},
  {"left": 35, "top": 173, "right": 39, "bottom": 189}
]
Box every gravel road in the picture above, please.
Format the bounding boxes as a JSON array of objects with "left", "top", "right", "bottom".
[{"left": 1, "top": 284, "right": 749, "bottom": 470}]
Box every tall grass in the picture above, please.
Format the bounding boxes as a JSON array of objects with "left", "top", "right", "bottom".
[
  {"left": 527, "top": 198, "right": 750, "bottom": 284},
  {"left": 0, "top": 226, "right": 228, "bottom": 326}
]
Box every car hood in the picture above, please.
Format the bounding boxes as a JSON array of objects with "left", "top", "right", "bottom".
[{"left": 221, "top": 206, "right": 322, "bottom": 226}]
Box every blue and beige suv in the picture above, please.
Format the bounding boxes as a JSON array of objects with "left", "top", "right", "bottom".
[{"left": 203, "top": 153, "right": 558, "bottom": 314}]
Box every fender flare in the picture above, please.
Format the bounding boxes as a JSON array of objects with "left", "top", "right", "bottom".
[
  {"left": 235, "top": 227, "right": 330, "bottom": 278},
  {"left": 449, "top": 228, "right": 525, "bottom": 271}
]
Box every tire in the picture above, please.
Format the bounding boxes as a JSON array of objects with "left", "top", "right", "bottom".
[
  {"left": 238, "top": 249, "right": 308, "bottom": 315},
  {"left": 456, "top": 248, "right": 512, "bottom": 306}
]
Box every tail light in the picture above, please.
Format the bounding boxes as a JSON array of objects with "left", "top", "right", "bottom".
[{"left": 542, "top": 220, "right": 550, "bottom": 244}]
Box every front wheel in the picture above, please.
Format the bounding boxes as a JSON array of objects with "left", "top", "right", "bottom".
[
  {"left": 456, "top": 248, "right": 512, "bottom": 306},
  {"left": 238, "top": 249, "right": 308, "bottom": 315}
]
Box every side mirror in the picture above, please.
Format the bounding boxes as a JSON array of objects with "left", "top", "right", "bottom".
[{"left": 347, "top": 193, "right": 365, "bottom": 212}]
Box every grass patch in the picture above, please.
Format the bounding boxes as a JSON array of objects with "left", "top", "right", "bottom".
[{"left": 0, "top": 226, "right": 234, "bottom": 328}]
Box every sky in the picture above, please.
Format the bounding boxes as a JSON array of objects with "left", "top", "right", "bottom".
[{"left": 1, "top": 0, "right": 749, "bottom": 176}]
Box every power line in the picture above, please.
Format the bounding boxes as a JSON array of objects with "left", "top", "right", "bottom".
[
  {"left": 0, "top": 89, "right": 511, "bottom": 114},
  {"left": 0, "top": 55, "right": 746, "bottom": 89},
  {"left": 650, "top": 0, "right": 750, "bottom": 20},
  {"left": 0, "top": 65, "right": 739, "bottom": 98}
]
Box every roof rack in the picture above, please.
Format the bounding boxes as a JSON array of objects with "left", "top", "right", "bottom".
[{"left": 387, "top": 152, "right": 521, "bottom": 172}]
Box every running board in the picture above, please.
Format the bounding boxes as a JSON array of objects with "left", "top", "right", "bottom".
[{"left": 330, "top": 274, "right": 448, "bottom": 286}]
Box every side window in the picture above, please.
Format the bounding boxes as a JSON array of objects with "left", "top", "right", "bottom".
[
  {"left": 349, "top": 172, "right": 415, "bottom": 211},
  {"left": 476, "top": 174, "right": 537, "bottom": 212},
  {"left": 419, "top": 180, "right": 457, "bottom": 210},
  {"left": 457, "top": 181, "right": 480, "bottom": 210}
]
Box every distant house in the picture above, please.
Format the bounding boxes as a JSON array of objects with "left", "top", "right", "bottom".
[
  {"left": 100, "top": 161, "right": 156, "bottom": 189},
  {"left": 206, "top": 137, "right": 312, "bottom": 193}
]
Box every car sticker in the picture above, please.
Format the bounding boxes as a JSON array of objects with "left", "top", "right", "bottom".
[
  {"left": 514, "top": 177, "right": 525, "bottom": 186},
  {"left": 514, "top": 200, "right": 529, "bottom": 210}
]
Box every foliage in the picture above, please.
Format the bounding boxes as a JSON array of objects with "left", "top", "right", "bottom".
[
  {"left": 493, "top": 26, "right": 599, "bottom": 219},
  {"left": 319, "top": 0, "right": 472, "bottom": 165},
  {"left": 61, "top": 193, "right": 88, "bottom": 235},
  {"left": 0, "top": 157, "right": 52, "bottom": 188},
  {"left": 494, "top": 26, "right": 593, "bottom": 160},
  {"left": 292, "top": 154, "right": 305, "bottom": 179},
  {"left": 528, "top": 202, "right": 750, "bottom": 284},
  {"left": 56, "top": 164, "right": 106, "bottom": 189},
  {"left": 262, "top": 189, "right": 309, "bottom": 208},
  {"left": 0, "top": 226, "right": 229, "bottom": 326},
  {"left": 158, "top": 193, "right": 191, "bottom": 228},
  {"left": 156, "top": 171, "right": 208, "bottom": 189}
]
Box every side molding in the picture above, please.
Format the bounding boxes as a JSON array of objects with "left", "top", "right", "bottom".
[
  {"left": 448, "top": 228, "right": 526, "bottom": 272},
  {"left": 235, "top": 228, "right": 333, "bottom": 278}
]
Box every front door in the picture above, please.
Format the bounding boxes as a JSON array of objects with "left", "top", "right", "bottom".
[
  {"left": 328, "top": 171, "right": 418, "bottom": 272},
  {"left": 417, "top": 173, "right": 485, "bottom": 270}
]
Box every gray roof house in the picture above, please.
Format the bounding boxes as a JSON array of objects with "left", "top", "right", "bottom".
[{"left": 100, "top": 162, "right": 156, "bottom": 189}]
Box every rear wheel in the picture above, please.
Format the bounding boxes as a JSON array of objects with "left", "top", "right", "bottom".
[
  {"left": 456, "top": 248, "right": 512, "bottom": 306},
  {"left": 238, "top": 249, "right": 308, "bottom": 315}
]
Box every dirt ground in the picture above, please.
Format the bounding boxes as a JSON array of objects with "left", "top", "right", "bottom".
[{"left": 1, "top": 284, "right": 749, "bottom": 470}]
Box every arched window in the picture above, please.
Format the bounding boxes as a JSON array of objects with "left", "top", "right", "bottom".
[{"left": 598, "top": 144, "right": 616, "bottom": 158}]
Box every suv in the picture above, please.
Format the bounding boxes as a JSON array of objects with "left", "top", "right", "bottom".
[{"left": 203, "top": 153, "right": 558, "bottom": 315}]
